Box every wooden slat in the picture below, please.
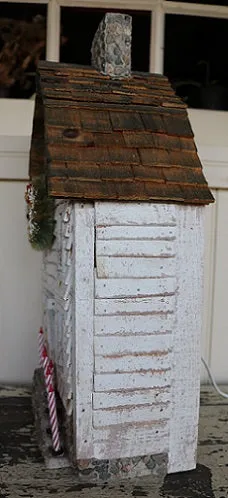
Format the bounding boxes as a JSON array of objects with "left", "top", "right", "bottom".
[
  {"left": 96, "top": 240, "right": 175, "bottom": 257},
  {"left": 95, "top": 277, "right": 176, "bottom": 299},
  {"left": 94, "top": 335, "right": 172, "bottom": 356},
  {"left": 96, "top": 256, "right": 176, "bottom": 278},
  {"left": 96, "top": 225, "right": 177, "bottom": 240},
  {"left": 73, "top": 203, "right": 94, "bottom": 459},
  {"left": 93, "top": 388, "right": 171, "bottom": 409},
  {"left": 94, "top": 314, "right": 175, "bottom": 336},
  {"left": 95, "top": 352, "right": 170, "bottom": 374},
  {"left": 95, "top": 202, "right": 177, "bottom": 226},
  {"left": 93, "top": 423, "right": 169, "bottom": 459},
  {"left": 168, "top": 205, "right": 204, "bottom": 473},
  {"left": 93, "top": 403, "right": 171, "bottom": 428},
  {"left": 94, "top": 371, "right": 171, "bottom": 392},
  {"left": 95, "top": 296, "right": 175, "bottom": 316}
]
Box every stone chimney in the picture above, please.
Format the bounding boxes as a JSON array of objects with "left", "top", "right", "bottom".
[{"left": 91, "top": 13, "right": 132, "bottom": 79}]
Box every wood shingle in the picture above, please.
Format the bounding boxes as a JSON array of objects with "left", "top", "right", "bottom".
[{"left": 30, "top": 61, "right": 214, "bottom": 205}]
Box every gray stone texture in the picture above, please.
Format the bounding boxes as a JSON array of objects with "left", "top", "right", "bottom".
[{"left": 91, "top": 13, "right": 132, "bottom": 78}]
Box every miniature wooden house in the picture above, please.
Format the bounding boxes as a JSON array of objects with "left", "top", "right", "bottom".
[{"left": 30, "top": 14, "right": 213, "bottom": 479}]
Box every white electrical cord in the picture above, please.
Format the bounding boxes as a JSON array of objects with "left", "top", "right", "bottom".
[{"left": 201, "top": 356, "right": 228, "bottom": 399}]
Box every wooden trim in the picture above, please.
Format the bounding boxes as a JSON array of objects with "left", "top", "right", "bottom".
[
  {"left": 168, "top": 205, "right": 204, "bottom": 473},
  {"left": 56, "top": 0, "right": 158, "bottom": 9},
  {"left": 202, "top": 190, "right": 217, "bottom": 374},
  {"left": 150, "top": 4, "right": 165, "bottom": 73},
  {"left": 164, "top": 2, "right": 228, "bottom": 19},
  {"left": 46, "top": 0, "right": 61, "bottom": 61},
  {"left": 73, "top": 203, "right": 94, "bottom": 459}
]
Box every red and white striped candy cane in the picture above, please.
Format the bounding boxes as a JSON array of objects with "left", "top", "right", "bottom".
[
  {"left": 46, "top": 375, "right": 61, "bottom": 452},
  {"left": 42, "top": 347, "right": 61, "bottom": 453},
  {"left": 38, "top": 327, "right": 45, "bottom": 367}
]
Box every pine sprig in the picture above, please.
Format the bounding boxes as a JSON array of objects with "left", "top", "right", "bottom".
[{"left": 25, "top": 176, "right": 55, "bottom": 251}]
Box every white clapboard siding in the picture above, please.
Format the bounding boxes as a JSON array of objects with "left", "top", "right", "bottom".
[
  {"left": 96, "top": 240, "right": 175, "bottom": 257},
  {"left": 94, "top": 335, "right": 172, "bottom": 356},
  {"left": 93, "top": 403, "right": 170, "bottom": 428},
  {"left": 96, "top": 226, "right": 177, "bottom": 241},
  {"left": 96, "top": 256, "right": 176, "bottom": 279},
  {"left": 95, "top": 202, "right": 177, "bottom": 226},
  {"left": 93, "top": 388, "right": 171, "bottom": 409},
  {"left": 95, "top": 352, "right": 170, "bottom": 374},
  {"left": 94, "top": 314, "right": 175, "bottom": 335},
  {"left": 95, "top": 277, "right": 176, "bottom": 299},
  {"left": 95, "top": 296, "right": 175, "bottom": 316},
  {"left": 94, "top": 371, "right": 171, "bottom": 392},
  {"left": 93, "top": 424, "right": 169, "bottom": 459}
]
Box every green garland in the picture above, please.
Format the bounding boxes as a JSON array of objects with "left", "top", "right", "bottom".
[{"left": 25, "top": 176, "right": 55, "bottom": 251}]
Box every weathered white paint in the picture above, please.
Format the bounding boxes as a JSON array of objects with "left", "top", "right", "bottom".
[
  {"left": 95, "top": 352, "right": 170, "bottom": 373},
  {"left": 96, "top": 226, "right": 177, "bottom": 240},
  {"left": 93, "top": 403, "right": 171, "bottom": 428},
  {"left": 94, "top": 371, "right": 171, "bottom": 392},
  {"left": 96, "top": 256, "right": 176, "bottom": 279},
  {"left": 93, "top": 388, "right": 171, "bottom": 409},
  {"left": 42, "top": 201, "right": 74, "bottom": 415},
  {"left": 95, "top": 277, "right": 176, "bottom": 298},
  {"left": 93, "top": 423, "right": 169, "bottom": 459},
  {"left": 73, "top": 203, "right": 94, "bottom": 458},
  {"left": 95, "top": 296, "right": 175, "bottom": 315},
  {"left": 96, "top": 239, "right": 175, "bottom": 257},
  {"left": 94, "top": 314, "right": 175, "bottom": 335},
  {"left": 94, "top": 335, "right": 172, "bottom": 355},
  {"left": 168, "top": 206, "right": 204, "bottom": 473},
  {"left": 95, "top": 202, "right": 177, "bottom": 226}
]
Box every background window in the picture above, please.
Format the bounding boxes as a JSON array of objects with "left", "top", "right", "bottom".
[
  {"left": 164, "top": 14, "right": 228, "bottom": 110},
  {"left": 60, "top": 7, "right": 151, "bottom": 73},
  {"left": 0, "top": 3, "right": 47, "bottom": 98}
]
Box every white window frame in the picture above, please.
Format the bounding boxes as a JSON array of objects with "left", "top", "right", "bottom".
[{"left": 1, "top": 0, "right": 228, "bottom": 76}]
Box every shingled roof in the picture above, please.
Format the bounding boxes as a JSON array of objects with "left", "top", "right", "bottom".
[{"left": 29, "top": 61, "right": 214, "bottom": 205}]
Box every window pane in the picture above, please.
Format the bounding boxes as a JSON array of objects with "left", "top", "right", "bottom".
[
  {"left": 0, "top": 3, "right": 47, "bottom": 99},
  {"left": 60, "top": 8, "right": 151, "bottom": 72},
  {"left": 164, "top": 14, "right": 228, "bottom": 110},
  {"left": 166, "top": 0, "right": 228, "bottom": 5}
]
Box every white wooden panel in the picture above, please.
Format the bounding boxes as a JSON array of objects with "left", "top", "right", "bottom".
[
  {"left": 94, "top": 314, "right": 175, "bottom": 335},
  {"left": 93, "top": 388, "right": 171, "bottom": 409},
  {"left": 95, "top": 352, "right": 170, "bottom": 373},
  {"left": 201, "top": 189, "right": 217, "bottom": 382},
  {"left": 210, "top": 190, "right": 228, "bottom": 382},
  {"left": 95, "top": 296, "right": 175, "bottom": 316},
  {"left": 73, "top": 203, "right": 94, "bottom": 459},
  {"left": 95, "top": 277, "right": 176, "bottom": 299},
  {"left": 93, "top": 403, "right": 170, "bottom": 428},
  {"left": 96, "top": 256, "right": 176, "bottom": 279},
  {"left": 96, "top": 240, "right": 175, "bottom": 257},
  {"left": 93, "top": 423, "right": 169, "bottom": 459},
  {"left": 168, "top": 206, "right": 204, "bottom": 474},
  {"left": 96, "top": 226, "right": 177, "bottom": 241},
  {"left": 95, "top": 202, "right": 177, "bottom": 226},
  {"left": 94, "top": 335, "right": 172, "bottom": 356},
  {"left": 94, "top": 371, "right": 171, "bottom": 392}
]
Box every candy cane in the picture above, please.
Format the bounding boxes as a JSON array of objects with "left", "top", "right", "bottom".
[
  {"left": 41, "top": 347, "right": 61, "bottom": 453},
  {"left": 38, "top": 327, "right": 45, "bottom": 367}
]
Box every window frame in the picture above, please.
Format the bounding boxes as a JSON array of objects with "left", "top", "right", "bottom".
[{"left": 0, "top": 0, "right": 228, "bottom": 87}]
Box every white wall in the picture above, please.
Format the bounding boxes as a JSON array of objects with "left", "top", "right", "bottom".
[
  {"left": 0, "top": 102, "right": 227, "bottom": 384},
  {"left": 189, "top": 109, "right": 228, "bottom": 383},
  {"left": 0, "top": 100, "right": 42, "bottom": 384}
]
